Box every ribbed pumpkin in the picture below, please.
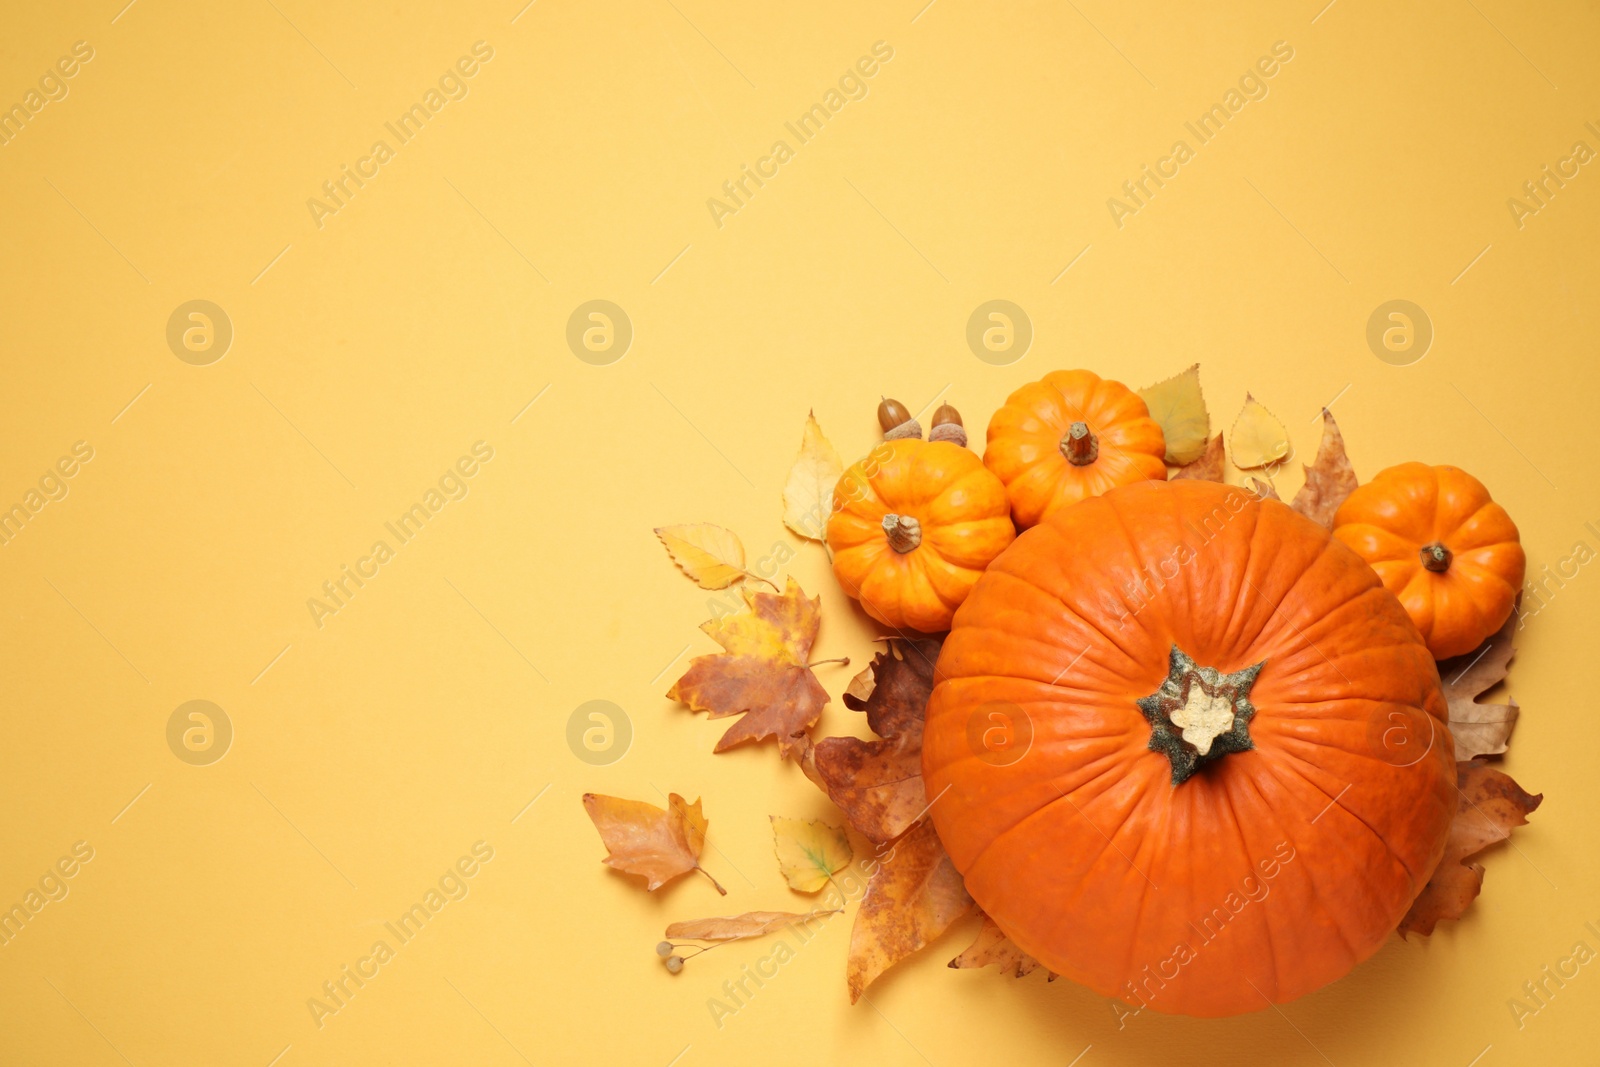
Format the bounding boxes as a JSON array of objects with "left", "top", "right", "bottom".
[
  {"left": 828, "top": 438, "right": 1015, "bottom": 633},
  {"left": 984, "top": 369, "right": 1167, "bottom": 529},
  {"left": 923, "top": 479, "right": 1456, "bottom": 1017},
  {"left": 1333, "top": 463, "right": 1525, "bottom": 660}
]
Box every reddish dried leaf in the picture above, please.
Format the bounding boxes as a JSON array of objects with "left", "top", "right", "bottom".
[
  {"left": 847, "top": 820, "right": 973, "bottom": 1003},
  {"left": 1290, "top": 409, "right": 1358, "bottom": 527},
  {"left": 1171, "top": 432, "right": 1225, "bottom": 482},
  {"left": 1399, "top": 761, "right": 1541, "bottom": 936},
  {"left": 813, "top": 637, "right": 942, "bottom": 843},
  {"left": 948, "top": 913, "right": 1044, "bottom": 978},
  {"left": 1438, "top": 608, "right": 1521, "bottom": 759},
  {"left": 582, "top": 793, "right": 725, "bottom": 894},
  {"left": 668, "top": 577, "right": 829, "bottom": 758}
]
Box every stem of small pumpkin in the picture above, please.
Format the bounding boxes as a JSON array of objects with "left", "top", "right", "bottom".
[
  {"left": 881, "top": 514, "right": 923, "bottom": 553},
  {"left": 1061, "top": 421, "right": 1099, "bottom": 466},
  {"left": 1420, "top": 543, "right": 1452, "bottom": 573}
]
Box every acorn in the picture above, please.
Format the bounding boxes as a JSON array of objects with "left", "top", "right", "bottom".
[
  {"left": 877, "top": 397, "right": 923, "bottom": 440},
  {"left": 928, "top": 403, "right": 968, "bottom": 447}
]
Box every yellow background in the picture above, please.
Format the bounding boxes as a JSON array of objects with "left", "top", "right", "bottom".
[{"left": 1, "top": 0, "right": 1597, "bottom": 1064}]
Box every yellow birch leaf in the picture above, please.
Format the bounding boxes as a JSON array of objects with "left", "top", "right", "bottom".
[
  {"left": 655, "top": 523, "right": 748, "bottom": 589},
  {"left": 1138, "top": 364, "right": 1211, "bottom": 465},
  {"left": 1229, "top": 394, "right": 1291, "bottom": 470},
  {"left": 770, "top": 816, "right": 853, "bottom": 893},
  {"left": 782, "top": 411, "right": 844, "bottom": 542}
]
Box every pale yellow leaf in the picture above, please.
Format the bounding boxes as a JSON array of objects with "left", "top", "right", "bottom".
[
  {"left": 1229, "top": 394, "right": 1291, "bottom": 471},
  {"left": 770, "top": 816, "right": 853, "bottom": 893},
  {"left": 655, "top": 524, "right": 747, "bottom": 589},
  {"left": 781, "top": 411, "right": 844, "bottom": 542},
  {"left": 1138, "top": 364, "right": 1210, "bottom": 465}
]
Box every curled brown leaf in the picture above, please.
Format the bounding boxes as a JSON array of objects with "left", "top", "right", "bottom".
[
  {"left": 1399, "top": 761, "right": 1541, "bottom": 937},
  {"left": 1290, "top": 409, "right": 1358, "bottom": 527},
  {"left": 812, "top": 637, "right": 942, "bottom": 843},
  {"left": 948, "top": 913, "right": 1050, "bottom": 979},
  {"left": 1172, "top": 432, "right": 1225, "bottom": 482},
  {"left": 1438, "top": 608, "right": 1521, "bottom": 759}
]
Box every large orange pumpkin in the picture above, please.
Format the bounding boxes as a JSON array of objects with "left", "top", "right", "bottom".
[
  {"left": 828, "top": 438, "right": 1015, "bottom": 633},
  {"left": 1333, "top": 463, "right": 1525, "bottom": 660},
  {"left": 984, "top": 369, "right": 1167, "bottom": 529},
  {"left": 923, "top": 479, "right": 1456, "bottom": 1017}
]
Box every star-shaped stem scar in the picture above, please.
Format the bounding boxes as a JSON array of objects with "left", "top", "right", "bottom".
[{"left": 1136, "top": 646, "right": 1265, "bottom": 786}]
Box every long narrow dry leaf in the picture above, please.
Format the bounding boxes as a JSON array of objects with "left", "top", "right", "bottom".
[{"left": 667, "top": 910, "right": 838, "bottom": 942}]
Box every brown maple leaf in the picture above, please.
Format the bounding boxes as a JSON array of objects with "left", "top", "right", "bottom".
[
  {"left": 1171, "top": 432, "right": 1225, "bottom": 482},
  {"left": 582, "top": 792, "right": 726, "bottom": 894},
  {"left": 1438, "top": 608, "right": 1521, "bottom": 759},
  {"left": 847, "top": 819, "right": 972, "bottom": 1003},
  {"left": 1399, "top": 761, "right": 1541, "bottom": 937},
  {"left": 948, "top": 912, "right": 1053, "bottom": 979},
  {"left": 811, "top": 637, "right": 942, "bottom": 844},
  {"left": 1290, "top": 408, "right": 1358, "bottom": 527},
  {"left": 668, "top": 577, "right": 829, "bottom": 758}
]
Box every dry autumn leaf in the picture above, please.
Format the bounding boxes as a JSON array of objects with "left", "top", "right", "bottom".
[
  {"left": 847, "top": 819, "right": 973, "bottom": 1003},
  {"left": 1229, "top": 394, "right": 1291, "bottom": 470},
  {"left": 1289, "top": 409, "right": 1358, "bottom": 528},
  {"left": 812, "top": 637, "right": 942, "bottom": 843},
  {"left": 948, "top": 913, "right": 1049, "bottom": 979},
  {"left": 771, "top": 816, "right": 853, "bottom": 893},
  {"left": 667, "top": 909, "right": 837, "bottom": 942},
  {"left": 1138, "top": 364, "right": 1211, "bottom": 466},
  {"left": 656, "top": 524, "right": 756, "bottom": 590},
  {"left": 1172, "top": 432, "right": 1225, "bottom": 482},
  {"left": 668, "top": 577, "right": 830, "bottom": 758},
  {"left": 782, "top": 411, "right": 844, "bottom": 543},
  {"left": 1438, "top": 609, "right": 1521, "bottom": 759},
  {"left": 582, "top": 793, "right": 726, "bottom": 894},
  {"left": 1399, "top": 761, "right": 1541, "bottom": 937}
]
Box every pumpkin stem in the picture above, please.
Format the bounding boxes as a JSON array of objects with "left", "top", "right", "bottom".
[
  {"left": 1061, "top": 421, "right": 1099, "bottom": 466},
  {"left": 1136, "top": 646, "right": 1265, "bottom": 786},
  {"left": 1420, "top": 542, "right": 1452, "bottom": 573},
  {"left": 882, "top": 513, "right": 922, "bottom": 553}
]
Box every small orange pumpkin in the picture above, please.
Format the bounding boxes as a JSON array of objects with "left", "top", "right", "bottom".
[
  {"left": 827, "top": 403, "right": 1015, "bottom": 633},
  {"left": 984, "top": 369, "right": 1168, "bottom": 528},
  {"left": 1333, "top": 463, "right": 1525, "bottom": 659},
  {"left": 923, "top": 480, "right": 1455, "bottom": 1017}
]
